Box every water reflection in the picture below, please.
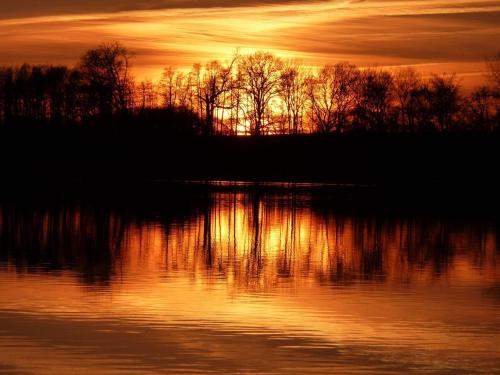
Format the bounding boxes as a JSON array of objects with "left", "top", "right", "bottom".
[
  {"left": 1, "top": 191, "right": 498, "bottom": 288},
  {"left": 0, "top": 189, "right": 499, "bottom": 374}
]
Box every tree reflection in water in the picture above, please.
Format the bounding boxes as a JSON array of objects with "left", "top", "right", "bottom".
[{"left": 1, "top": 189, "right": 498, "bottom": 289}]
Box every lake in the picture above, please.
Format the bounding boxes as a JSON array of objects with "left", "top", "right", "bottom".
[{"left": 0, "top": 185, "right": 499, "bottom": 374}]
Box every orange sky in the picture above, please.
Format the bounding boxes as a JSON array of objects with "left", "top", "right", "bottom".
[{"left": 1, "top": 0, "right": 499, "bottom": 86}]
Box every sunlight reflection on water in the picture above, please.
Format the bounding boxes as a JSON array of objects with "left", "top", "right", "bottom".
[{"left": 0, "top": 189, "right": 499, "bottom": 374}]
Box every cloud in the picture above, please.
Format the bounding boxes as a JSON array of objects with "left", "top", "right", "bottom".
[
  {"left": 0, "top": 0, "right": 307, "bottom": 19},
  {"left": 0, "top": 0, "right": 498, "bottom": 86}
]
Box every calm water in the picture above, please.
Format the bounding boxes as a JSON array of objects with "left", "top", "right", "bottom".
[{"left": 0, "top": 188, "right": 499, "bottom": 374}]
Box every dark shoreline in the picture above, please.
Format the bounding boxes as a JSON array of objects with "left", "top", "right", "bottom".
[{"left": 1, "top": 129, "right": 499, "bottom": 194}]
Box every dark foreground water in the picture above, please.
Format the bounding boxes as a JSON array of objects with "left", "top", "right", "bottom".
[{"left": 0, "top": 187, "right": 499, "bottom": 374}]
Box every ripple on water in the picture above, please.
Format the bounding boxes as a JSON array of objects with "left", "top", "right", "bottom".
[{"left": 0, "top": 191, "right": 499, "bottom": 374}]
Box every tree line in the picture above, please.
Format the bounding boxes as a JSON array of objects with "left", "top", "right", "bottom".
[{"left": 0, "top": 42, "right": 499, "bottom": 135}]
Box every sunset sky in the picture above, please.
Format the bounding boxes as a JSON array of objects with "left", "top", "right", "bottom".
[{"left": 1, "top": 0, "right": 499, "bottom": 86}]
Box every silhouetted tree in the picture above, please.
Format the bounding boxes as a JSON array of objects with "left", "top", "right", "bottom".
[
  {"left": 0, "top": 67, "right": 9, "bottom": 126},
  {"left": 308, "top": 63, "right": 359, "bottom": 133},
  {"left": 486, "top": 53, "right": 500, "bottom": 128},
  {"left": 239, "top": 52, "right": 283, "bottom": 136},
  {"left": 393, "top": 68, "right": 422, "bottom": 132},
  {"left": 14, "top": 64, "right": 31, "bottom": 122},
  {"left": 64, "top": 68, "right": 84, "bottom": 125},
  {"left": 354, "top": 69, "right": 393, "bottom": 132},
  {"left": 279, "top": 62, "right": 308, "bottom": 134},
  {"left": 161, "top": 67, "right": 189, "bottom": 109},
  {"left": 2, "top": 44, "right": 500, "bottom": 134},
  {"left": 136, "top": 79, "right": 158, "bottom": 112},
  {"left": 227, "top": 70, "right": 245, "bottom": 135},
  {"left": 196, "top": 58, "right": 236, "bottom": 135},
  {"left": 428, "top": 74, "right": 460, "bottom": 131},
  {"left": 79, "top": 42, "right": 134, "bottom": 124},
  {"left": 410, "top": 83, "right": 434, "bottom": 131},
  {"left": 463, "top": 86, "right": 496, "bottom": 131},
  {"left": 487, "top": 52, "right": 500, "bottom": 93},
  {"left": 45, "top": 66, "right": 69, "bottom": 126}
]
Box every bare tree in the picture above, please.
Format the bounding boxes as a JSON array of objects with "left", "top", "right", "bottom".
[
  {"left": 486, "top": 52, "right": 500, "bottom": 93},
  {"left": 3, "top": 44, "right": 500, "bottom": 134},
  {"left": 162, "top": 67, "right": 197, "bottom": 111},
  {"left": 227, "top": 70, "right": 245, "bottom": 135},
  {"left": 0, "top": 67, "right": 13, "bottom": 126},
  {"left": 162, "top": 67, "right": 180, "bottom": 109},
  {"left": 238, "top": 51, "right": 283, "bottom": 136},
  {"left": 196, "top": 58, "right": 236, "bottom": 135},
  {"left": 307, "top": 66, "right": 335, "bottom": 134},
  {"left": 279, "top": 61, "right": 308, "bottom": 134},
  {"left": 308, "top": 63, "right": 359, "bottom": 133},
  {"left": 29, "top": 65, "right": 47, "bottom": 123},
  {"left": 332, "top": 63, "right": 359, "bottom": 133},
  {"left": 46, "top": 66, "right": 69, "bottom": 126},
  {"left": 428, "top": 74, "right": 460, "bottom": 131},
  {"left": 463, "top": 86, "right": 496, "bottom": 131},
  {"left": 410, "top": 83, "right": 434, "bottom": 131},
  {"left": 354, "top": 68, "right": 393, "bottom": 131},
  {"left": 64, "top": 68, "right": 84, "bottom": 125},
  {"left": 393, "top": 68, "right": 422, "bottom": 132},
  {"left": 79, "top": 42, "right": 134, "bottom": 121},
  {"left": 0, "top": 67, "right": 6, "bottom": 126},
  {"left": 137, "top": 80, "right": 158, "bottom": 111},
  {"left": 15, "top": 64, "right": 31, "bottom": 121}
]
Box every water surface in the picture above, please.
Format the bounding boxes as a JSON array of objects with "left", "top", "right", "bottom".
[{"left": 0, "top": 188, "right": 499, "bottom": 374}]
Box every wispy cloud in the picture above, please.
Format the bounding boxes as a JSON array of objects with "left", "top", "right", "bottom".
[
  {"left": 0, "top": 0, "right": 312, "bottom": 19},
  {"left": 0, "top": 0, "right": 498, "bottom": 86}
]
